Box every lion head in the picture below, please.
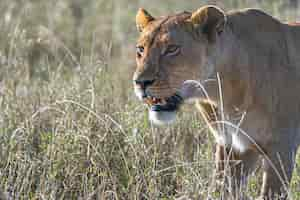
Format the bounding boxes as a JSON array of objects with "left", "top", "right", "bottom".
[{"left": 133, "top": 6, "right": 226, "bottom": 125}]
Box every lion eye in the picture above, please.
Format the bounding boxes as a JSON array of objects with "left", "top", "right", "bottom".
[
  {"left": 164, "top": 45, "right": 180, "bottom": 56},
  {"left": 136, "top": 46, "right": 144, "bottom": 58}
]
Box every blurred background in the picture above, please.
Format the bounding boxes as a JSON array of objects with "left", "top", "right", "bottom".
[{"left": 0, "top": 0, "right": 300, "bottom": 199}]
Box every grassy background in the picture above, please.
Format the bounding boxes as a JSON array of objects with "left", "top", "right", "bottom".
[{"left": 0, "top": 0, "right": 300, "bottom": 199}]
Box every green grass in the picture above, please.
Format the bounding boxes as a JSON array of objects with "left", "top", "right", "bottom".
[{"left": 0, "top": 0, "right": 300, "bottom": 199}]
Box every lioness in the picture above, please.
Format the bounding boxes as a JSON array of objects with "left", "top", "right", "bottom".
[{"left": 133, "top": 5, "right": 300, "bottom": 199}]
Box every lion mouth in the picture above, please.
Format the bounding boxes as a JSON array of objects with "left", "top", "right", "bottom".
[
  {"left": 143, "top": 93, "right": 183, "bottom": 112},
  {"left": 144, "top": 95, "right": 165, "bottom": 106}
]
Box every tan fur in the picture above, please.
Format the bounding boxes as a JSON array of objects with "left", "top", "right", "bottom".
[
  {"left": 136, "top": 8, "right": 155, "bottom": 32},
  {"left": 133, "top": 5, "right": 300, "bottom": 199}
]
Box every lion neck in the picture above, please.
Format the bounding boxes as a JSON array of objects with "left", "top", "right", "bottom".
[
  {"left": 202, "top": 23, "right": 255, "bottom": 116},
  {"left": 210, "top": 12, "right": 300, "bottom": 123}
]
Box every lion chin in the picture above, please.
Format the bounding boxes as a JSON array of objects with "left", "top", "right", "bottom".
[
  {"left": 134, "top": 85, "right": 184, "bottom": 126},
  {"left": 148, "top": 109, "right": 176, "bottom": 125}
]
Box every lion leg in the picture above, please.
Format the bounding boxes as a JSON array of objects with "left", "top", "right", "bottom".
[
  {"left": 260, "top": 145, "right": 296, "bottom": 200},
  {"left": 197, "top": 100, "right": 218, "bottom": 122},
  {"left": 215, "top": 146, "right": 259, "bottom": 199},
  {"left": 215, "top": 144, "right": 225, "bottom": 173}
]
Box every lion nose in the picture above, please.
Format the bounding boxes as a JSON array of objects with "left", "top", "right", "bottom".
[{"left": 134, "top": 79, "right": 155, "bottom": 90}]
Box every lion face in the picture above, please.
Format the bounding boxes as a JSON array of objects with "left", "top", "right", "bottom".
[{"left": 133, "top": 6, "right": 226, "bottom": 125}]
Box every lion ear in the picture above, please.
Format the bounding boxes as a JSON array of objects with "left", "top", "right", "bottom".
[
  {"left": 136, "top": 8, "right": 155, "bottom": 32},
  {"left": 190, "top": 5, "right": 226, "bottom": 41}
]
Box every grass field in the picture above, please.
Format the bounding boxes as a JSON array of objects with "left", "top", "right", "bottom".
[{"left": 1, "top": 0, "right": 300, "bottom": 199}]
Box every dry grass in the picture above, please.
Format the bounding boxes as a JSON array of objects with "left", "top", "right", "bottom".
[{"left": 0, "top": 0, "right": 300, "bottom": 199}]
